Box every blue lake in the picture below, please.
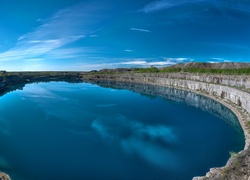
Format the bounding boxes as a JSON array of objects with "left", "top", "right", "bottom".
[{"left": 0, "top": 82, "right": 244, "bottom": 180}]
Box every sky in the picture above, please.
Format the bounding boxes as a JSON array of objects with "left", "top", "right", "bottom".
[{"left": 0, "top": 0, "right": 250, "bottom": 71}]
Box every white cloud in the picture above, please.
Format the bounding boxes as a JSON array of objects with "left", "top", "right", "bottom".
[
  {"left": 208, "top": 61, "right": 217, "bottom": 64},
  {"left": 0, "top": 2, "right": 106, "bottom": 63},
  {"left": 121, "top": 60, "right": 147, "bottom": 65},
  {"left": 18, "top": 36, "right": 25, "bottom": 41},
  {"left": 210, "top": 58, "right": 232, "bottom": 62},
  {"left": 149, "top": 61, "right": 176, "bottom": 66},
  {"left": 141, "top": 0, "right": 176, "bottom": 13},
  {"left": 163, "top": 57, "right": 191, "bottom": 62},
  {"left": 72, "top": 57, "right": 194, "bottom": 71},
  {"left": 124, "top": 49, "right": 134, "bottom": 52},
  {"left": 223, "top": 60, "right": 232, "bottom": 62},
  {"left": 118, "top": 57, "right": 194, "bottom": 67},
  {"left": 210, "top": 58, "right": 224, "bottom": 61},
  {"left": 130, "top": 28, "right": 151, "bottom": 33},
  {"left": 207, "top": 57, "right": 233, "bottom": 63},
  {"left": 121, "top": 60, "right": 176, "bottom": 66},
  {"left": 140, "top": 0, "right": 206, "bottom": 13}
]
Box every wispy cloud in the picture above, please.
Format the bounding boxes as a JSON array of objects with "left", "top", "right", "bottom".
[
  {"left": 124, "top": 49, "right": 134, "bottom": 52},
  {"left": 216, "top": 0, "right": 250, "bottom": 15},
  {"left": 43, "top": 47, "right": 97, "bottom": 59},
  {"left": 120, "top": 58, "right": 192, "bottom": 66},
  {"left": 141, "top": 0, "right": 250, "bottom": 15},
  {"left": 209, "top": 58, "right": 233, "bottom": 63},
  {"left": 120, "top": 60, "right": 174, "bottom": 66},
  {"left": 0, "top": 2, "right": 107, "bottom": 63},
  {"left": 163, "top": 57, "right": 191, "bottom": 62},
  {"left": 139, "top": 0, "right": 212, "bottom": 13},
  {"left": 73, "top": 57, "right": 194, "bottom": 71},
  {"left": 130, "top": 28, "right": 151, "bottom": 33},
  {"left": 140, "top": 0, "right": 177, "bottom": 13}
]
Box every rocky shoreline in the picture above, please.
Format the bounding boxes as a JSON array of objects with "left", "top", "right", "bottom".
[
  {"left": 0, "top": 172, "right": 10, "bottom": 180},
  {"left": 0, "top": 71, "right": 250, "bottom": 179},
  {"left": 82, "top": 72, "right": 250, "bottom": 180}
]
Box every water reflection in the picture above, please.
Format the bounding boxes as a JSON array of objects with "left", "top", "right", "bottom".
[
  {"left": 91, "top": 113, "right": 180, "bottom": 169},
  {"left": 89, "top": 81, "right": 243, "bottom": 133},
  {"left": 1, "top": 79, "right": 242, "bottom": 133},
  {"left": 0, "top": 81, "right": 245, "bottom": 180}
]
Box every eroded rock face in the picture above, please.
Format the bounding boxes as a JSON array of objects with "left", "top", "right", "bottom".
[
  {"left": 0, "top": 172, "right": 10, "bottom": 180},
  {"left": 82, "top": 73, "right": 250, "bottom": 180},
  {"left": 82, "top": 73, "right": 250, "bottom": 116},
  {"left": 90, "top": 81, "right": 243, "bottom": 132}
]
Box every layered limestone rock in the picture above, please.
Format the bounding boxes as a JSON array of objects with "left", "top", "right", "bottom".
[
  {"left": 82, "top": 73, "right": 250, "bottom": 118},
  {"left": 91, "top": 81, "right": 242, "bottom": 133},
  {"left": 82, "top": 73, "right": 250, "bottom": 180}
]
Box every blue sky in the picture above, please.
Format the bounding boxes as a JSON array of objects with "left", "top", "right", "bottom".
[{"left": 0, "top": 0, "right": 250, "bottom": 71}]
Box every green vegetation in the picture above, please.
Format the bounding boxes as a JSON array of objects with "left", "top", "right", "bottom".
[
  {"left": 229, "top": 151, "right": 237, "bottom": 157},
  {"left": 182, "top": 68, "right": 250, "bottom": 74},
  {"left": 221, "top": 151, "right": 242, "bottom": 177},
  {"left": 133, "top": 66, "right": 160, "bottom": 73},
  {"left": 91, "top": 66, "right": 250, "bottom": 75},
  {"left": 246, "top": 121, "right": 250, "bottom": 129},
  {"left": 160, "top": 67, "right": 250, "bottom": 74}
]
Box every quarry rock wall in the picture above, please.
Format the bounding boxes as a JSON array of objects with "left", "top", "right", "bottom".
[
  {"left": 83, "top": 73, "right": 250, "bottom": 115},
  {"left": 83, "top": 73, "right": 250, "bottom": 153}
]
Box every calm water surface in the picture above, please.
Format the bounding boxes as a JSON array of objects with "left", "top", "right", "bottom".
[{"left": 0, "top": 82, "right": 244, "bottom": 180}]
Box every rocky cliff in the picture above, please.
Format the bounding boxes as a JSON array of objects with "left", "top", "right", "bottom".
[
  {"left": 82, "top": 73, "right": 250, "bottom": 116},
  {"left": 89, "top": 81, "right": 243, "bottom": 133},
  {"left": 82, "top": 72, "right": 250, "bottom": 180}
]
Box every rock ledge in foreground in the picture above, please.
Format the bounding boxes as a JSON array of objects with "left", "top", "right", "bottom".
[{"left": 0, "top": 172, "right": 10, "bottom": 180}]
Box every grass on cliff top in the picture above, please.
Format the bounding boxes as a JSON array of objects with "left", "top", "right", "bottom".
[
  {"left": 149, "top": 66, "right": 250, "bottom": 74},
  {"left": 92, "top": 66, "right": 250, "bottom": 75}
]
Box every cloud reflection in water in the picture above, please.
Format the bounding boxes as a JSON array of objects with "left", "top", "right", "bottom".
[{"left": 91, "top": 114, "right": 180, "bottom": 169}]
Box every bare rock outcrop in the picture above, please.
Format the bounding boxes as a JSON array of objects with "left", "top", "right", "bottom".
[{"left": 0, "top": 172, "right": 10, "bottom": 180}]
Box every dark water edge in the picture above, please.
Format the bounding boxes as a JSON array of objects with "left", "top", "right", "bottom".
[{"left": 0, "top": 80, "right": 245, "bottom": 180}]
